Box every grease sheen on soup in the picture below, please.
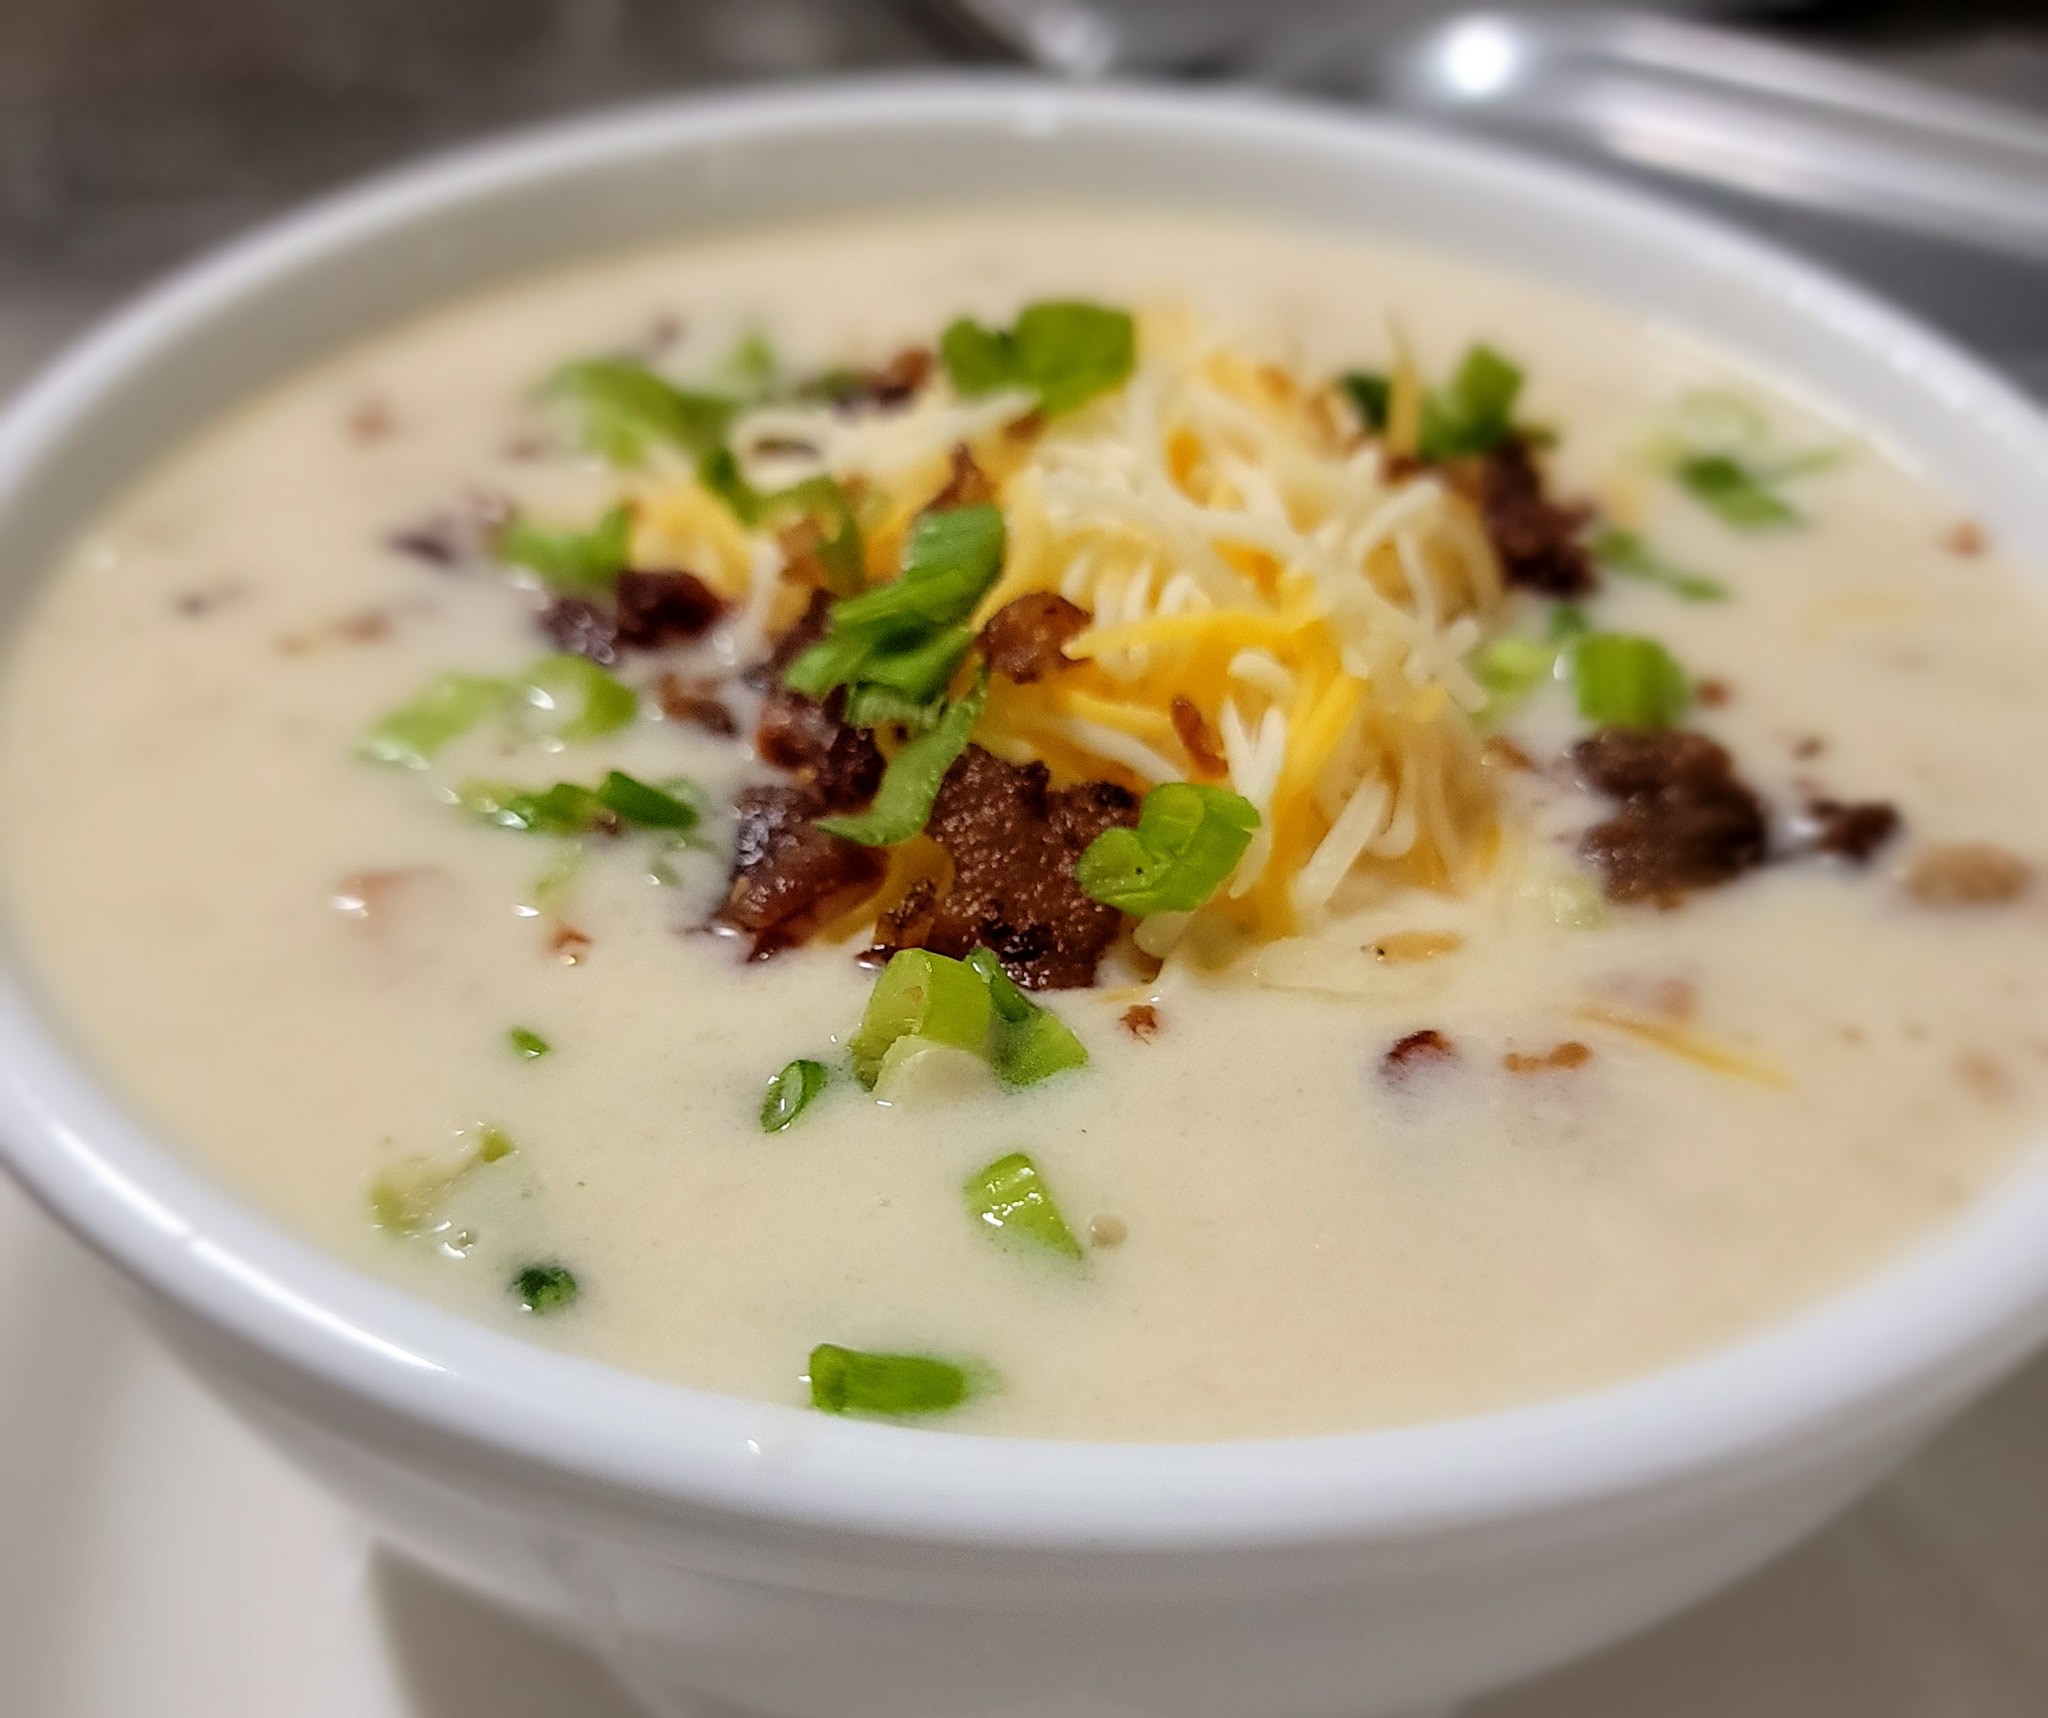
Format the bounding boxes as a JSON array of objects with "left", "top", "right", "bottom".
[{"left": 7, "top": 209, "right": 2048, "bottom": 1440}]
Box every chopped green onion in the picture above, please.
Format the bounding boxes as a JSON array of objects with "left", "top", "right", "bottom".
[
  {"left": 698, "top": 449, "right": 864, "bottom": 594},
  {"left": 1549, "top": 602, "right": 1593, "bottom": 644},
  {"left": 1675, "top": 454, "right": 1800, "bottom": 529},
  {"left": 785, "top": 505, "right": 1006, "bottom": 710},
  {"left": 508, "top": 1027, "right": 551, "bottom": 1061},
  {"left": 360, "top": 672, "right": 508, "bottom": 769},
  {"left": 547, "top": 358, "right": 737, "bottom": 466},
  {"left": 940, "top": 300, "right": 1136, "bottom": 417},
  {"left": 807, "top": 1343, "right": 974, "bottom": 1417},
  {"left": 1419, "top": 344, "right": 1524, "bottom": 462},
  {"left": 1471, "top": 635, "right": 1559, "bottom": 725},
  {"left": 460, "top": 771, "right": 699, "bottom": 836},
  {"left": 596, "top": 770, "right": 698, "bottom": 831},
  {"left": 761, "top": 1058, "right": 829, "bottom": 1132},
  {"left": 1590, "top": 529, "right": 1728, "bottom": 602},
  {"left": 1572, "top": 633, "right": 1690, "bottom": 730},
  {"left": 848, "top": 949, "right": 995, "bottom": 1089},
  {"left": 511, "top": 1262, "right": 579, "bottom": 1315},
  {"left": 368, "top": 1129, "right": 514, "bottom": 1237},
  {"left": 965, "top": 1151, "right": 1084, "bottom": 1260},
  {"left": 843, "top": 684, "right": 945, "bottom": 733},
  {"left": 816, "top": 670, "right": 988, "bottom": 847},
  {"left": 517, "top": 654, "right": 638, "bottom": 743},
  {"left": 497, "top": 504, "right": 634, "bottom": 589},
  {"left": 1340, "top": 370, "right": 1391, "bottom": 432},
  {"left": 476, "top": 1125, "right": 518, "bottom": 1163},
  {"left": 719, "top": 331, "right": 779, "bottom": 399},
  {"left": 460, "top": 779, "right": 610, "bottom": 835},
  {"left": 963, "top": 948, "right": 1088, "bottom": 1085},
  {"left": 1076, "top": 782, "right": 1261, "bottom": 917}
]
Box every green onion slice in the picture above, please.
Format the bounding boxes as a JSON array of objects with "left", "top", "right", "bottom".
[
  {"left": 941, "top": 300, "right": 1135, "bottom": 417},
  {"left": 698, "top": 449, "right": 864, "bottom": 593},
  {"left": 807, "top": 1343, "right": 974, "bottom": 1417},
  {"left": 963, "top": 948, "right": 1088, "bottom": 1085},
  {"left": 964, "top": 1151, "right": 1084, "bottom": 1260},
  {"left": 1573, "top": 632, "right": 1690, "bottom": 730},
  {"left": 596, "top": 770, "right": 698, "bottom": 831},
  {"left": 497, "top": 504, "right": 634, "bottom": 589},
  {"left": 848, "top": 949, "right": 995, "bottom": 1089},
  {"left": 1674, "top": 454, "right": 1800, "bottom": 530},
  {"left": 360, "top": 672, "right": 508, "bottom": 770},
  {"left": 761, "top": 1058, "right": 830, "bottom": 1132},
  {"left": 517, "top": 654, "right": 638, "bottom": 743},
  {"left": 508, "top": 1027, "right": 551, "bottom": 1061},
  {"left": 816, "top": 670, "right": 988, "bottom": 847},
  {"left": 1419, "top": 344, "right": 1524, "bottom": 462},
  {"left": 547, "top": 358, "right": 737, "bottom": 466},
  {"left": 459, "top": 771, "right": 698, "bottom": 836},
  {"left": 368, "top": 1128, "right": 515, "bottom": 1237},
  {"left": 784, "top": 505, "right": 1006, "bottom": 709},
  {"left": 1340, "top": 370, "right": 1391, "bottom": 433},
  {"left": 1590, "top": 529, "right": 1728, "bottom": 602},
  {"left": 843, "top": 684, "right": 946, "bottom": 734},
  {"left": 511, "top": 1262, "right": 579, "bottom": 1315},
  {"left": 1076, "top": 782, "right": 1261, "bottom": 917}
]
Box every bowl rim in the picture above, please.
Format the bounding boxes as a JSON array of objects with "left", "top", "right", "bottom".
[{"left": 5, "top": 73, "right": 2048, "bottom": 1553}]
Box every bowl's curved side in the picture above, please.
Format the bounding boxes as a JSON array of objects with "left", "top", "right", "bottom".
[{"left": 0, "top": 77, "right": 2046, "bottom": 1562}]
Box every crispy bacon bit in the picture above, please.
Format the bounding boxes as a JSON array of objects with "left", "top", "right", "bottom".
[
  {"left": 980, "top": 592, "right": 1089, "bottom": 685},
  {"left": 1696, "top": 678, "right": 1733, "bottom": 708},
  {"left": 1384, "top": 1029, "right": 1456, "bottom": 1075},
  {"left": 1901, "top": 842, "right": 2031, "bottom": 907},
  {"left": 654, "top": 671, "right": 739, "bottom": 738},
  {"left": 1171, "top": 697, "right": 1228, "bottom": 779},
  {"left": 1799, "top": 798, "right": 1901, "bottom": 864},
  {"left": 548, "top": 925, "right": 592, "bottom": 965},
  {"left": 928, "top": 444, "right": 996, "bottom": 512},
  {"left": 811, "top": 347, "right": 933, "bottom": 411},
  {"left": 616, "top": 570, "right": 725, "bottom": 646},
  {"left": 1460, "top": 437, "right": 1595, "bottom": 597},
  {"left": 715, "top": 785, "right": 886, "bottom": 958},
  {"left": 912, "top": 746, "right": 1139, "bottom": 990},
  {"left": 756, "top": 687, "right": 883, "bottom": 810},
  {"left": 1504, "top": 1041, "right": 1592, "bottom": 1074},
  {"left": 540, "top": 570, "right": 726, "bottom": 667},
  {"left": 1944, "top": 520, "right": 1988, "bottom": 557},
  {"left": 1121, "top": 1004, "right": 1161, "bottom": 1040},
  {"left": 540, "top": 596, "right": 620, "bottom": 665},
  {"left": 387, "top": 522, "right": 465, "bottom": 567},
  {"left": 1573, "top": 727, "right": 1768, "bottom": 904}
]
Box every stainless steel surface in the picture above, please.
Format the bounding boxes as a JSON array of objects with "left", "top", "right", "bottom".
[{"left": 1364, "top": 11, "right": 2048, "bottom": 260}]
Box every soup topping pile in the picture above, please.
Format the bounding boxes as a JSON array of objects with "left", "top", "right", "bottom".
[{"left": 340, "top": 295, "right": 2024, "bottom": 1420}]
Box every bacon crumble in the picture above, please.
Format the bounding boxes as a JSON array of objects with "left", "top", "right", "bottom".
[
  {"left": 893, "top": 746, "right": 1139, "bottom": 990},
  {"left": 1383, "top": 1029, "right": 1457, "bottom": 1075},
  {"left": 1456, "top": 437, "right": 1596, "bottom": 597},
  {"left": 1573, "top": 727, "right": 1768, "bottom": 904},
  {"left": 980, "top": 592, "right": 1089, "bottom": 685}
]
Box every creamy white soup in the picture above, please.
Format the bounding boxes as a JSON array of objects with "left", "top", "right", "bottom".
[{"left": 6, "top": 209, "right": 2048, "bottom": 1440}]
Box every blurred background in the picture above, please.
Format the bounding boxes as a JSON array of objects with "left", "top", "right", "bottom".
[{"left": 1, "top": 0, "right": 2046, "bottom": 398}]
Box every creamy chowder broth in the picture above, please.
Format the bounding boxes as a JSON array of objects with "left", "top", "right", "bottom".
[{"left": 8, "top": 208, "right": 2048, "bottom": 1441}]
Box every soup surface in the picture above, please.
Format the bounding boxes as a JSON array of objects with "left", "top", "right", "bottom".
[{"left": 7, "top": 210, "right": 2048, "bottom": 1440}]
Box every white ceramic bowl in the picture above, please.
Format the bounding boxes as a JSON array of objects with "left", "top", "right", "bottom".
[{"left": 4, "top": 78, "right": 2048, "bottom": 1718}]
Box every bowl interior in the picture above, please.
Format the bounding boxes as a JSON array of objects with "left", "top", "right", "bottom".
[{"left": 3, "top": 78, "right": 2048, "bottom": 1547}]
